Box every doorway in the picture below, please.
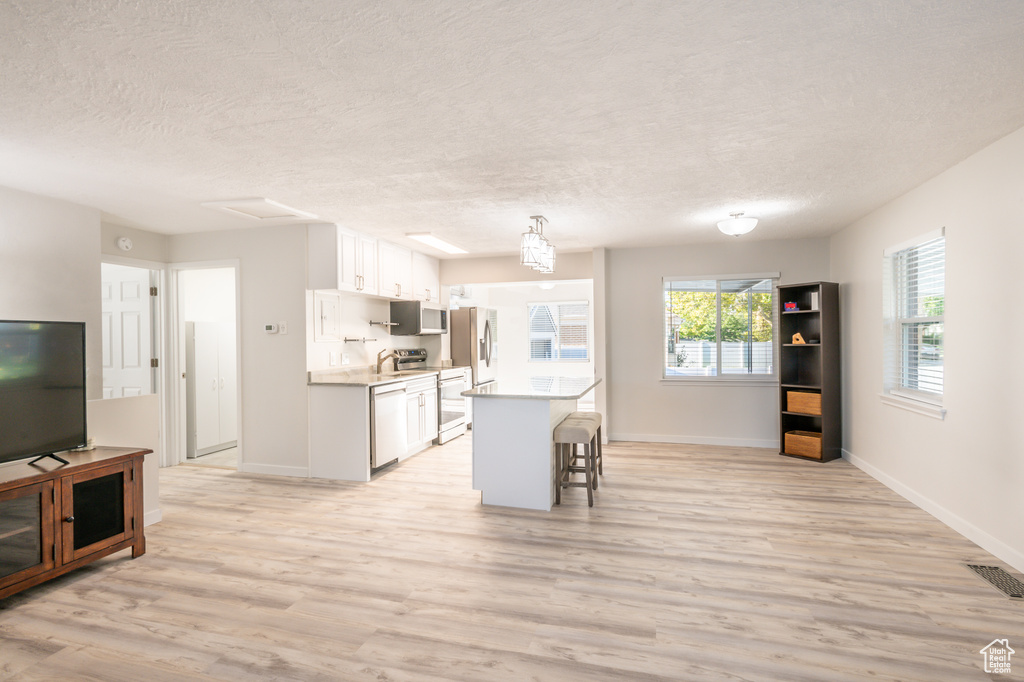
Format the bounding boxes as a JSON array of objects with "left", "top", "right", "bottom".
[{"left": 174, "top": 265, "right": 240, "bottom": 469}]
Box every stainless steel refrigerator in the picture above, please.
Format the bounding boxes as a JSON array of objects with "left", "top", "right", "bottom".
[{"left": 451, "top": 307, "right": 498, "bottom": 386}]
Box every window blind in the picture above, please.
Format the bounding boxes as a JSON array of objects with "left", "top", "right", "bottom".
[
  {"left": 885, "top": 232, "right": 945, "bottom": 400},
  {"left": 528, "top": 302, "right": 589, "bottom": 361}
]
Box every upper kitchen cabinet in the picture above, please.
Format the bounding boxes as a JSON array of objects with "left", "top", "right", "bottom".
[
  {"left": 379, "top": 241, "right": 413, "bottom": 299},
  {"left": 307, "top": 224, "right": 378, "bottom": 295},
  {"left": 411, "top": 251, "right": 440, "bottom": 302}
]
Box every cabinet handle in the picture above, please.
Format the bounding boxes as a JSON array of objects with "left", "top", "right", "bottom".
[
  {"left": 64, "top": 515, "right": 75, "bottom": 523},
  {"left": 425, "top": 289, "right": 430, "bottom": 301},
  {"left": 397, "top": 283, "right": 402, "bottom": 297}
]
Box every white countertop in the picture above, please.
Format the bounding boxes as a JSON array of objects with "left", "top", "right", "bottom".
[
  {"left": 308, "top": 368, "right": 438, "bottom": 387},
  {"left": 463, "top": 376, "right": 600, "bottom": 400},
  {"left": 308, "top": 365, "right": 470, "bottom": 387}
]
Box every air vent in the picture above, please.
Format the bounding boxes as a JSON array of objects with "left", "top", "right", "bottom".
[
  {"left": 201, "top": 198, "right": 317, "bottom": 222},
  {"left": 966, "top": 564, "right": 1024, "bottom": 599}
]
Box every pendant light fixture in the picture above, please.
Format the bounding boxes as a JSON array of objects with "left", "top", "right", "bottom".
[
  {"left": 521, "top": 215, "right": 555, "bottom": 273},
  {"left": 717, "top": 211, "right": 758, "bottom": 237}
]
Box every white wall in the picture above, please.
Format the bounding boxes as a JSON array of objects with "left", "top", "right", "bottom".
[
  {"left": 87, "top": 395, "right": 162, "bottom": 526},
  {"left": 606, "top": 238, "right": 831, "bottom": 446},
  {"left": 305, "top": 291, "right": 444, "bottom": 371},
  {"left": 101, "top": 222, "right": 169, "bottom": 263},
  {"left": 441, "top": 251, "right": 593, "bottom": 285},
  {"left": 831, "top": 125, "right": 1024, "bottom": 572},
  {"left": 0, "top": 186, "right": 103, "bottom": 399},
  {"left": 168, "top": 226, "right": 309, "bottom": 477}
]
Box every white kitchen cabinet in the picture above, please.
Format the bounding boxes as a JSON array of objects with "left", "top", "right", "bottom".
[
  {"left": 357, "top": 233, "right": 378, "bottom": 295},
  {"left": 403, "top": 376, "right": 438, "bottom": 456},
  {"left": 185, "top": 321, "right": 237, "bottom": 458},
  {"left": 464, "top": 367, "right": 473, "bottom": 427},
  {"left": 378, "top": 241, "right": 413, "bottom": 299},
  {"left": 309, "top": 384, "right": 372, "bottom": 481},
  {"left": 411, "top": 251, "right": 440, "bottom": 302},
  {"left": 307, "top": 224, "right": 377, "bottom": 295}
]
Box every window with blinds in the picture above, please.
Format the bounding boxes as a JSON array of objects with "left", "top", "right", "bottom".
[
  {"left": 664, "top": 276, "right": 776, "bottom": 378},
  {"left": 528, "top": 302, "right": 589, "bottom": 361},
  {"left": 884, "top": 230, "right": 945, "bottom": 402}
]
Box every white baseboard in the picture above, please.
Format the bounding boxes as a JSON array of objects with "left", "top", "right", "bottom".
[
  {"left": 238, "top": 462, "right": 309, "bottom": 478},
  {"left": 843, "top": 448, "right": 1024, "bottom": 574},
  {"left": 144, "top": 509, "right": 162, "bottom": 527},
  {"left": 609, "top": 432, "right": 778, "bottom": 449}
]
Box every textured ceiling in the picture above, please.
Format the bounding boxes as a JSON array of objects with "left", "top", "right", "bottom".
[{"left": 2, "top": 1, "right": 1024, "bottom": 256}]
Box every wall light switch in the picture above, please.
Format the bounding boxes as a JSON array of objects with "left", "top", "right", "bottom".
[
  {"left": 342, "top": 353, "right": 350, "bottom": 365},
  {"left": 329, "top": 351, "right": 339, "bottom": 366},
  {"left": 278, "top": 321, "right": 288, "bottom": 335}
]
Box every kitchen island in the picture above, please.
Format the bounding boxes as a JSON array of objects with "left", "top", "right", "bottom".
[{"left": 463, "top": 376, "right": 600, "bottom": 511}]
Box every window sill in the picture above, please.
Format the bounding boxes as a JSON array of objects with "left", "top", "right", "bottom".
[
  {"left": 661, "top": 377, "right": 777, "bottom": 387},
  {"left": 879, "top": 392, "right": 946, "bottom": 420}
]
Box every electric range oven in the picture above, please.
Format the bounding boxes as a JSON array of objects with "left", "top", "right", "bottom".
[{"left": 436, "top": 367, "right": 468, "bottom": 444}]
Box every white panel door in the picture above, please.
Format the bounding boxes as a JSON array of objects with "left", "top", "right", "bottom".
[{"left": 101, "top": 264, "right": 152, "bottom": 398}]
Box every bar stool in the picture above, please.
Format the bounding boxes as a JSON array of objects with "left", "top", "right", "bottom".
[
  {"left": 567, "top": 412, "right": 603, "bottom": 480},
  {"left": 554, "top": 415, "right": 599, "bottom": 507}
]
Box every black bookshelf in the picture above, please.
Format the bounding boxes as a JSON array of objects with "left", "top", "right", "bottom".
[{"left": 778, "top": 282, "right": 841, "bottom": 462}]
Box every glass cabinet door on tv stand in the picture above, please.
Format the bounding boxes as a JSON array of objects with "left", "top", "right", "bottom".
[{"left": 0, "top": 481, "right": 56, "bottom": 586}]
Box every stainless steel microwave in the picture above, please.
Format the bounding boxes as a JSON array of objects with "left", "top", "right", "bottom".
[{"left": 389, "top": 300, "right": 448, "bottom": 335}]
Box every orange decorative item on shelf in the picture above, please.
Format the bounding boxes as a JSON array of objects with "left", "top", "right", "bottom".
[{"left": 792, "top": 332, "right": 805, "bottom": 344}]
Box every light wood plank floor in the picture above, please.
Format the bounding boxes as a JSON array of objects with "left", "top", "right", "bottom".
[{"left": 2, "top": 439, "right": 1022, "bottom": 680}]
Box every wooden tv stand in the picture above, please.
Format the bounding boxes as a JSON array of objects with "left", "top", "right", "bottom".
[{"left": 0, "top": 447, "right": 149, "bottom": 600}]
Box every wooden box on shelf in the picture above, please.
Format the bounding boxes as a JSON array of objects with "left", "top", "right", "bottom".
[
  {"left": 787, "top": 391, "right": 821, "bottom": 415},
  {"left": 785, "top": 431, "right": 822, "bottom": 459}
]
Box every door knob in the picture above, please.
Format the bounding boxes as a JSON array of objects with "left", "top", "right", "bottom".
[{"left": 64, "top": 515, "right": 75, "bottom": 523}]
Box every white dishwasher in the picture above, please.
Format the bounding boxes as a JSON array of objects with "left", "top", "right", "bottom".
[{"left": 371, "top": 381, "right": 407, "bottom": 470}]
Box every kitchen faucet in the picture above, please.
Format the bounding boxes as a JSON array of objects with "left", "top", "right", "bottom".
[{"left": 375, "top": 348, "right": 399, "bottom": 374}]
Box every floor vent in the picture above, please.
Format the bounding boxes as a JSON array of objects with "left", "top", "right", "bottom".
[{"left": 966, "top": 564, "right": 1024, "bottom": 599}]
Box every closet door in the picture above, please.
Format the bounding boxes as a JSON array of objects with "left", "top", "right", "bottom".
[
  {"left": 217, "top": 326, "right": 238, "bottom": 444},
  {"left": 187, "top": 321, "right": 222, "bottom": 455}
]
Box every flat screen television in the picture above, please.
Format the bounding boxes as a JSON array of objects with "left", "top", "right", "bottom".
[{"left": 0, "top": 320, "right": 87, "bottom": 465}]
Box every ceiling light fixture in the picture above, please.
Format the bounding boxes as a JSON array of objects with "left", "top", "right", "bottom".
[
  {"left": 521, "top": 215, "right": 556, "bottom": 273},
  {"left": 717, "top": 211, "right": 758, "bottom": 237},
  {"left": 406, "top": 233, "right": 468, "bottom": 254}
]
